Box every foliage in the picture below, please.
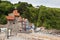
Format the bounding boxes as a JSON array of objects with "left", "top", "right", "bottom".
[
  {"left": 0, "top": 1, "right": 14, "bottom": 15},
  {"left": 0, "top": 14, "right": 7, "bottom": 24},
  {"left": 0, "top": 1, "right": 60, "bottom": 30}
]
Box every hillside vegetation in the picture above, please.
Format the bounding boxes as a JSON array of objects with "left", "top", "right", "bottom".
[{"left": 0, "top": 1, "right": 60, "bottom": 30}]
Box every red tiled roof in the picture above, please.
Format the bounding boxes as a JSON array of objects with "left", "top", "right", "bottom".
[
  {"left": 13, "top": 10, "right": 20, "bottom": 17},
  {"left": 13, "top": 10, "right": 18, "bottom": 13},
  {"left": 6, "top": 16, "right": 15, "bottom": 20},
  {"left": 14, "top": 13, "right": 20, "bottom": 17}
]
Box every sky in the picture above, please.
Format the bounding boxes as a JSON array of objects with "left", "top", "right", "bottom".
[{"left": 8, "top": 0, "right": 60, "bottom": 8}]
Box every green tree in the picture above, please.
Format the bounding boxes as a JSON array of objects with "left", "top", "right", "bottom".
[
  {"left": 0, "top": 14, "right": 7, "bottom": 24},
  {"left": 0, "top": 1, "right": 14, "bottom": 15}
]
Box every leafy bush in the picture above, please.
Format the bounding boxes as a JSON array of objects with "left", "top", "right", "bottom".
[{"left": 0, "top": 14, "right": 7, "bottom": 24}]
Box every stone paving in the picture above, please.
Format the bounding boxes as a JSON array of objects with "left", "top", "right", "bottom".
[
  {"left": 0, "top": 32, "right": 60, "bottom": 40},
  {"left": 17, "top": 33, "right": 60, "bottom": 40},
  {"left": 6, "top": 36, "right": 26, "bottom": 40}
]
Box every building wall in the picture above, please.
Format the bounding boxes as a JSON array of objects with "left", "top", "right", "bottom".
[{"left": 8, "top": 13, "right": 14, "bottom": 16}]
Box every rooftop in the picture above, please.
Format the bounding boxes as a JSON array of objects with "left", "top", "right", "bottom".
[{"left": 6, "top": 16, "right": 15, "bottom": 20}]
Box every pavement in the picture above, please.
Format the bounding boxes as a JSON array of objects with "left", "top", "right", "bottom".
[
  {"left": 0, "top": 32, "right": 60, "bottom": 40},
  {"left": 6, "top": 36, "right": 26, "bottom": 40},
  {"left": 17, "top": 32, "right": 60, "bottom": 40}
]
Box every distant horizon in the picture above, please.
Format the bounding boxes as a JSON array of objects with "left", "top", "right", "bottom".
[{"left": 7, "top": 0, "right": 60, "bottom": 8}]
